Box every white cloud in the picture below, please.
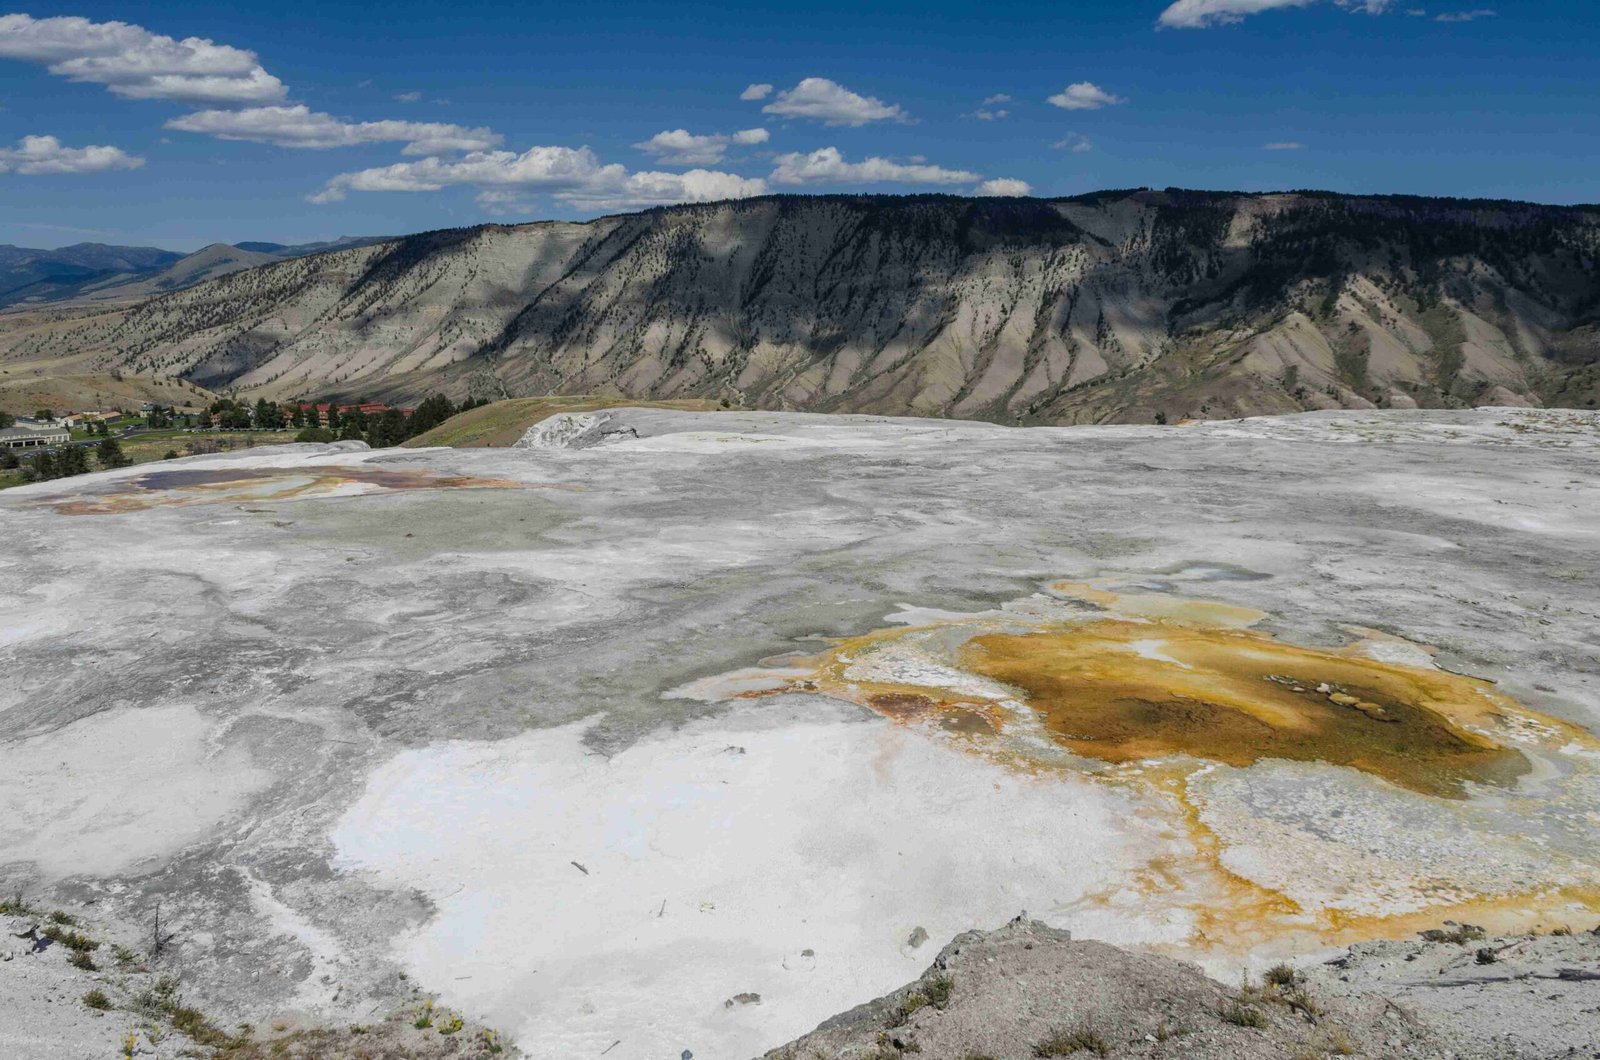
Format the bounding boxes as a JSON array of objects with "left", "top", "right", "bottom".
[
  {"left": 167, "top": 105, "right": 501, "bottom": 154},
  {"left": 1157, "top": 0, "right": 1391, "bottom": 29},
  {"left": 769, "top": 146, "right": 978, "bottom": 186},
  {"left": 1435, "top": 8, "right": 1494, "bottom": 20},
  {"left": 975, "top": 178, "right": 1032, "bottom": 196},
  {"left": 556, "top": 168, "right": 768, "bottom": 211},
  {"left": 1264, "top": 141, "right": 1306, "bottom": 150},
  {"left": 1046, "top": 82, "right": 1126, "bottom": 111},
  {"left": 311, "top": 144, "right": 765, "bottom": 210},
  {"left": 739, "top": 83, "right": 774, "bottom": 101},
  {"left": 971, "top": 108, "right": 1009, "bottom": 121},
  {"left": 761, "top": 78, "right": 907, "bottom": 126},
  {"left": 171, "top": 105, "right": 500, "bottom": 158},
  {"left": 0, "top": 134, "right": 144, "bottom": 175},
  {"left": 632, "top": 127, "right": 770, "bottom": 166},
  {"left": 394, "top": 90, "right": 422, "bottom": 102},
  {"left": 982, "top": 93, "right": 1012, "bottom": 105},
  {"left": 1052, "top": 133, "right": 1093, "bottom": 153},
  {"left": 0, "top": 13, "right": 286, "bottom": 104}
]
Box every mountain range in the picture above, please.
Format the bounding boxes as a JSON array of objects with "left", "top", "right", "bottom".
[
  {"left": 0, "top": 236, "right": 387, "bottom": 309},
  {"left": 2, "top": 190, "right": 1597, "bottom": 423}
]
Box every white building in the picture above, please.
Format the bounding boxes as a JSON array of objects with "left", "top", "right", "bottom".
[{"left": 0, "top": 423, "right": 71, "bottom": 448}]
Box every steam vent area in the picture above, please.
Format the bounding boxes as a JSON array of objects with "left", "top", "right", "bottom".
[{"left": 4, "top": 406, "right": 1599, "bottom": 1059}]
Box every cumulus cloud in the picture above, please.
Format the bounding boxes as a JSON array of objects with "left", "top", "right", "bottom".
[
  {"left": 0, "top": 13, "right": 286, "bottom": 104},
  {"left": 0, "top": 134, "right": 144, "bottom": 175},
  {"left": 1264, "top": 141, "right": 1306, "bottom": 149},
  {"left": 982, "top": 93, "right": 1012, "bottom": 105},
  {"left": 975, "top": 178, "right": 1032, "bottom": 196},
  {"left": 739, "top": 82, "right": 774, "bottom": 100},
  {"left": 1158, "top": 0, "right": 1391, "bottom": 28},
  {"left": 1434, "top": 8, "right": 1494, "bottom": 20},
  {"left": 310, "top": 143, "right": 765, "bottom": 209},
  {"left": 971, "top": 107, "right": 1009, "bottom": 121},
  {"left": 394, "top": 90, "right": 422, "bottom": 102},
  {"left": 632, "top": 127, "right": 770, "bottom": 166},
  {"left": 769, "top": 146, "right": 978, "bottom": 186},
  {"left": 166, "top": 105, "right": 501, "bottom": 154},
  {"left": 1046, "top": 82, "right": 1126, "bottom": 111},
  {"left": 556, "top": 168, "right": 769, "bottom": 210},
  {"left": 761, "top": 78, "right": 907, "bottom": 126}
]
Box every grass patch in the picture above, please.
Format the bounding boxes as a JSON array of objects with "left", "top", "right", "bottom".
[
  {"left": 42, "top": 924, "right": 99, "bottom": 952},
  {"left": 68, "top": 950, "right": 97, "bottom": 971},
  {"left": 82, "top": 989, "right": 112, "bottom": 1011},
  {"left": 1033, "top": 1023, "right": 1109, "bottom": 1057},
  {"left": 0, "top": 890, "right": 34, "bottom": 916}
]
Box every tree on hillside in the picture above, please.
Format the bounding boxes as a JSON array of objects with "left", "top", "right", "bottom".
[
  {"left": 0, "top": 411, "right": 13, "bottom": 430},
  {"left": 34, "top": 409, "right": 53, "bottom": 422},
  {"left": 406, "top": 394, "right": 456, "bottom": 438},
  {"left": 325, "top": 404, "right": 341, "bottom": 431},
  {"left": 97, "top": 437, "right": 131, "bottom": 469},
  {"left": 290, "top": 405, "right": 306, "bottom": 428},
  {"left": 366, "top": 408, "right": 408, "bottom": 447},
  {"left": 338, "top": 419, "right": 365, "bottom": 442}
]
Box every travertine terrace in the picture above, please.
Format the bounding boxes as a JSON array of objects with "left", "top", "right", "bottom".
[{"left": 3, "top": 406, "right": 1598, "bottom": 1058}]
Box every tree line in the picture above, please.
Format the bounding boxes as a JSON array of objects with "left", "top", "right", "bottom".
[{"left": 2, "top": 392, "right": 486, "bottom": 486}]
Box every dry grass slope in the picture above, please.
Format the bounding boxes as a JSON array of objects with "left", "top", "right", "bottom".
[{"left": 403, "top": 396, "right": 726, "bottom": 448}]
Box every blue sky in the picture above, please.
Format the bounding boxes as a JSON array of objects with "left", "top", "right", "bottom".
[{"left": 1, "top": 0, "right": 1595, "bottom": 250}]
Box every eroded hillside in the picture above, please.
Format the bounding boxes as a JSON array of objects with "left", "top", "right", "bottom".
[{"left": 3, "top": 190, "right": 1597, "bottom": 422}]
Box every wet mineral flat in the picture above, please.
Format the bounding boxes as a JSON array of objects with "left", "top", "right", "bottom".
[{"left": 2, "top": 408, "right": 1598, "bottom": 1058}]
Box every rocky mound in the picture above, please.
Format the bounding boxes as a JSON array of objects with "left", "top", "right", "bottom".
[{"left": 765, "top": 917, "right": 1600, "bottom": 1060}]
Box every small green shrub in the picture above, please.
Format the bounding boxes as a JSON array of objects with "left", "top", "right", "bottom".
[
  {"left": 438, "top": 1014, "right": 465, "bottom": 1035},
  {"left": 1033, "top": 1023, "right": 1109, "bottom": 1057},
  {"left": 1263, "top": 962, "right": 1297, "bottom": 987},
  {"left": 1220, "top": 1002, "right": 1268, "bottom": 1029},
  {"left": 1420, "top": 924, "right": 1485, "bottom": 945},
  {"left": 924, "top": 973, "right": 954, "bottom": 1008},
  {"left": 68, "top": 950, "right": 96, "bottom": 971},
  {"left": 82, "top": 989, "right": 112, "bottom": 1011},
  {"left": 885, "top": 991, "right": 927, "bottom": 1028},
  {"left": 48, "top": 910, "right": 77, "bottom": 926},
  {"left": 133, "top": 976, "right": 181, "bottom": 1018}
]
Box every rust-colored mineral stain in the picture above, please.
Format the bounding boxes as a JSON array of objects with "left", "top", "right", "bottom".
[
  {"left": 42, "top": 465, "right": 539, "bottom": 514},
  {"left": 960, "top": 620, "right": 1529, "bottom": 798}
]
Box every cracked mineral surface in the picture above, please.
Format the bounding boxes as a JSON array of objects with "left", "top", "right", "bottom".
[{"left": 3, "top": 407, "right": 1598, "bottom": 1058}]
